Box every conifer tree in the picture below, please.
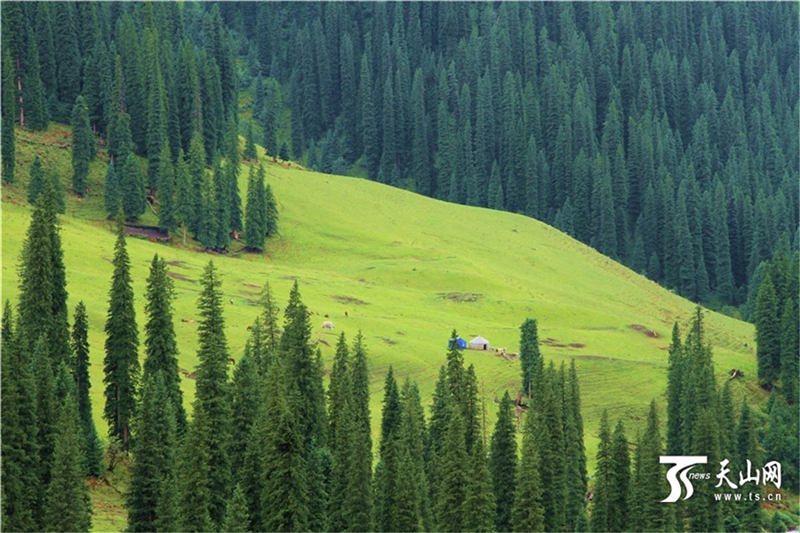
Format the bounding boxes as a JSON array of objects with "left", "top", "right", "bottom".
[
  {"left": 590, "top": 410, "right": 612, "bottom": 532},
  {"left": 435, "top": 407, "right": 468, "bottom": 532},
  {"left": 231, "top": 346, "right": 261, "bottom": 478},
  {"left": 265, "top": 182, "right": 279, "bottom": 237},
  {"left": 632, "top": 401, "right": 665, "bottom": 531},
  {"left": 490, "top": 391, "right": 517, "bottom": 531},
  {"left": 1, "top": 304, "right": 39, "bottom": 532},
  {"left": 71, "top": 95, "right": 95, "bottom": 196},
  {"left": 27, "top": 155, "right": 46, "bottom": 205},
  {"left": 72, "top": 302, "right": 102, "bottom": 476},
  {"left": 564, "top": 360, "right": 587, "bottom": 529},
  {"left": 780, "top": 298, "right": 799, "bottom": 404},
  {"left": 327, "top": 334, "right": 351, "bottom": 526},
  {"left": 103, "top": 162, "right": 120, "bottom": 218},
  {"left": 156, "top": 141, "right": 177, "bottom": 232},
  {"left": 245, "top": 164, "right": 267, "bottom": 251},
  {"left": 184, "top": 261, "right": 233, "bottom": 529},
  {"left": 126, "top": 373, "right": 179, "bottom": 532},
  {"left": 223, "top": 484, "right": 251, "bottom": 533},
  {"left": 47, "top": 169, "right": 66, "bottom": 214},
  {"left": 119, "top": 153, "right": 145, "bottom": 221},
  {"left": 32, "top": 335, "right": 57, "bottom": 520},
  {"left": 174, "top": 149, "right": 192, "bottom": 245},
  {"left": 520, "top": 318, "right": 542, "bottom": 397},
  {"left": 103, "top": 219, "right": 140, "bottom": 451},
  {"left": 375, "top": 366, "right": 402, "bottom": 531},
  {"left": 755, "top": 271, "right": 781, "bottom": 386},
  {"left": 511, "top": 409, "right": 545, "bottom": 532},
  {"left": 607, "top": 420, "right": 631, "bottom": 532},
  {"left": 2, "top": 48, "right": 15, "bottom": 183},
  {"left": 463, "top": 436, "right": 495, "bottom": 532},
  {"left": 666, "top": 322, "right": 684, "bottom": 454},
  {"left": 689, "top": 408, "right": 721, "bottom": 532},
  {"left": 244, "top": 120, "right": 258, "bottom": 160},
  {"left": 345, "top": 332, "right": 374, "bottom": 531},
  {"left": 187, "top": 131, "right": 207, "bottom": 235},
  {"left": 18, "top": 177, "right": 71, "bottom": 366},
  {"left": 143, "top": 254, "right": 187, "bottom": 433},
  {"left": 44, "top": 374, "right": 92, "bottom": 533},
  {"left": 260, "top": 362, "right": 309, "bottom": 532}
]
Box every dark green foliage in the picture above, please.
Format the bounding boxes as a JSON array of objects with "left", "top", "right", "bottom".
[
  {"left": 156, "top": 142, "right": 176, "bottom": 232},
  {"left": 103, "top": 220, "right": 139, "bottom": 451},
  {"left": 245, "top": 164, "right": 267, "bottom": 251},
  {"left": 511, "top": 408, "right": 544, "bottom": 532},
  {"left": 126, "top": 373, "right": 178, "bottom": 533},
  {"left": 1, "top": 303, "right": 39, "bottom": 532},
  {"left": 18, "top": 175, "right": 70, "bottom": 366},
  {"left": 119, "top": 153, "right": 145, "bottom": 221},
  {"left": 70, "top": 95, "right": 95, "bottom": 195},
  {"left": 265, "top": 183, "right": 279, "bottom": 237},
  {"left": 780, "top": 298, "right": 799, "bottom": 404},
  {"left": 435, "top": 408, "right": 468, "bottom": 532},
  {"left": 43, "top": 375, "right": 92, "bottom": 532},
  {"left": 279, "top": 142, "right": 289, "bottom": 161},
  {"left": 244, "top": 120, "right": 257, "bottom": 160},
  {"left": 490, "top": 391, "right": 516, "bottom": 531},
  {"left": 375, "top": 366, "right": 401, "bottom": 531},
  {"left": 590, "top": 411, "right": 612, "bottom": 532},
  {"left": 346, "top": 332, "right": 374, "bottom": 531},
  {"left": 755, "top": 272, "right": 781, "bottom": 386},
  {"left": 72, "top": 302, "right": 102, "bottom": 477},
  {"left": 259, "top": 362, "right": 309, "bottom": 532},
  {"left": 27, "top": 155, "right": 46, "bottom": 205},
  {"left": 630, "top": 401, "right": 665, "bottom": 531},
  {"left": 182, "top": 261, "right": 233, "bottom": 529},
  {"left": 763, "top": 394, "right": 799, "bottom": 492},
  {"left": 520, "top": 318, "right": 542, "bottom": 397},
  {"left": 463, "top": 436, "right": 495, "bottom": 532},
  {"left": 143, "top": 255, "right": 187, "bottom": 433},
  {"left": 103, "top": 162, "right": 120, "bottom": 219},
  {"left": 223, "top": 484, "right": 250, "bottom": 533},
  {"left": 2, "top": 48, "right": 15, "bottom": 183}
]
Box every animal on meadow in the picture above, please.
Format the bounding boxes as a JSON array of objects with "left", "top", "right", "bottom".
[{"left": 322, "top": 321, "right": 335, "bottom": 330}]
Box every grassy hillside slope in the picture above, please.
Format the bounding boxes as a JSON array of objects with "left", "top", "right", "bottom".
[{"left": 2, "top": 124, "right": 761, "bottom": 529}]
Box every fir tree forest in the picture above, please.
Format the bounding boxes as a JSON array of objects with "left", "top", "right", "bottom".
[{"left": 1, "top": 2, "right": 798, "bottom": 533}]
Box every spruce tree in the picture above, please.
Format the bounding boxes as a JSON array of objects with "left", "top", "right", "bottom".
[
  {"left": 1, "top": 304, "right": 39, "bottom": 532},
  {"left": 632, "top": 401, "right": 665, "bottom": 531},
  {"left": 755, "top": 271, "right": 781, "bottom": 387},
  {"left": 260, "top": 362, "right": 309, "bottom": 532},
  {"left": 520, "top": 318, "right": 542, "bottom": 397},
  {"left": 666, "top": 322, "right": 684, "bottom": 454},
  {"left": 435, "top": 407, "right": 468, "bottom": 532},
  {"left": 183, "top": 261, "right": 233, "bottom": 529},
  {"left": 607, "top": 420, "right": 631, "bottom": 532},
  {"left": 511, "top": 409, "right": 545, "bottom": 532},
  {"left": 32, "top": 335, "right": 57, "bottom": 520},
  {"left": 143, "top": 254, "right": 187, "bottom": 433},
  {"left": 103, "top": 220, "right": 140, "bottom": 451},
  {"left": 245, "top": 164, "right": 267, "bottom": 251},
  {"left": 780, "top": 298, "right": 799, "bottom": 404},
  {"left": 375, "top": 366, "right": 402, "bottom": 531},
  {"left": 119, "top": 153, "right": 145, "bottom": 221},
  {"left": 346, "top": 332, "right": 374, "bottom": 531},
  {"left": 27, "top": 155, "right": 46, "bottom": 205},
  {"left": 71, "top": 95, "right": 95, "bottom": 196},
  {"left": 103, "top": 162, "right": 120, "bottom": 218},
  {"left": 72, "top": 301, "right": 102, "bottom": 476},
  {"left": 223, "top": 484, "right": 251, "bottom": 533},
  {"left": 590, "top": 410, "right": 612, "bottom": 532},
  {"left": 174, "top": 149, "right": 192, "bottom": 245},
  {"left": 156, "top": 141, "right": 177, "bottom": 232},
  {"left": 44, "top": 373, "right": 92, "bottom": 533},
  {"left": 265, "top": 182, "right": 279, "bottom": 237},
  {"left": 2, "top": 48, "right": 15, "bottom": 183},
  {"left": 244, "top": 120, "right": 258, "bottom": 160},
  {"left": 126, "top": 373, "right": 179, "bottom": 532},
  {"left": 490, "top": 391, "right": 517, "bottom": 531},
  {"left": 463, "top": 436, "right": 495, "bottom": 532}
]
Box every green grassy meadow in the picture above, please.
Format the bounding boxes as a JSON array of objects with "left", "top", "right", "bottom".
[{"left": 2, "top": 124, "right": 763, "bottom": 530}]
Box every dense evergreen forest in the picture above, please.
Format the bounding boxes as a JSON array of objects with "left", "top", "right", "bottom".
[
  {"left": 233, "top": 2, "right": 798, "bottom": 313},
  {"left": 3, "top": 183, "right": 798, "bottom": 532},
  {"left": 1, "top": 2, "right": 797, "bottom": 310},
  {"left": 1, "top": 2, "right": 799, "bottom": 532}
]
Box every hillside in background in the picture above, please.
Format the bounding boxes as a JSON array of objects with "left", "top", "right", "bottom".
[{"left": 2, "top": 123, "right": 759, "bottom": 477}]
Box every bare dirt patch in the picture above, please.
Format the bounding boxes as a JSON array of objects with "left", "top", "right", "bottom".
[
  {"left": 317, "top": 338, "right": 331, "bottom": 347},
  {"left": 542, "top": 338, "right": 567, "bottom": 348},
  {"left": 438, "top": 292, "right": 483, "bottom": 303},
  {"left": 331, "top": 294, "right": 369, "bottom": 305},
  {"left": 629, "top": 324, "right": 660, "bottom": 338},
  {"left": 167, "top": 271, "right": 195, "bottom": 283},
  {"left": 166, "top": 260, "right": 189, "bottom": 268},
  {"left": 179, "top": 368, "right": 197, "bottom": 379},
  {"left": 568, "top": 343, "right": 586, "bottom": 348},
  {"left": 124, "top": 225, "right": 170, "bottom": 242},
  {"left": 243, "top": 282, "right": 261, "bottom": 289},
  {"left": 379, "top": 337, "right": 397, "bottom": 345}
]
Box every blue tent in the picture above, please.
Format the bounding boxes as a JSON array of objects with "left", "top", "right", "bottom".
[{"left": 448, "top": 337, "right": 467, "bottom": 350}]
